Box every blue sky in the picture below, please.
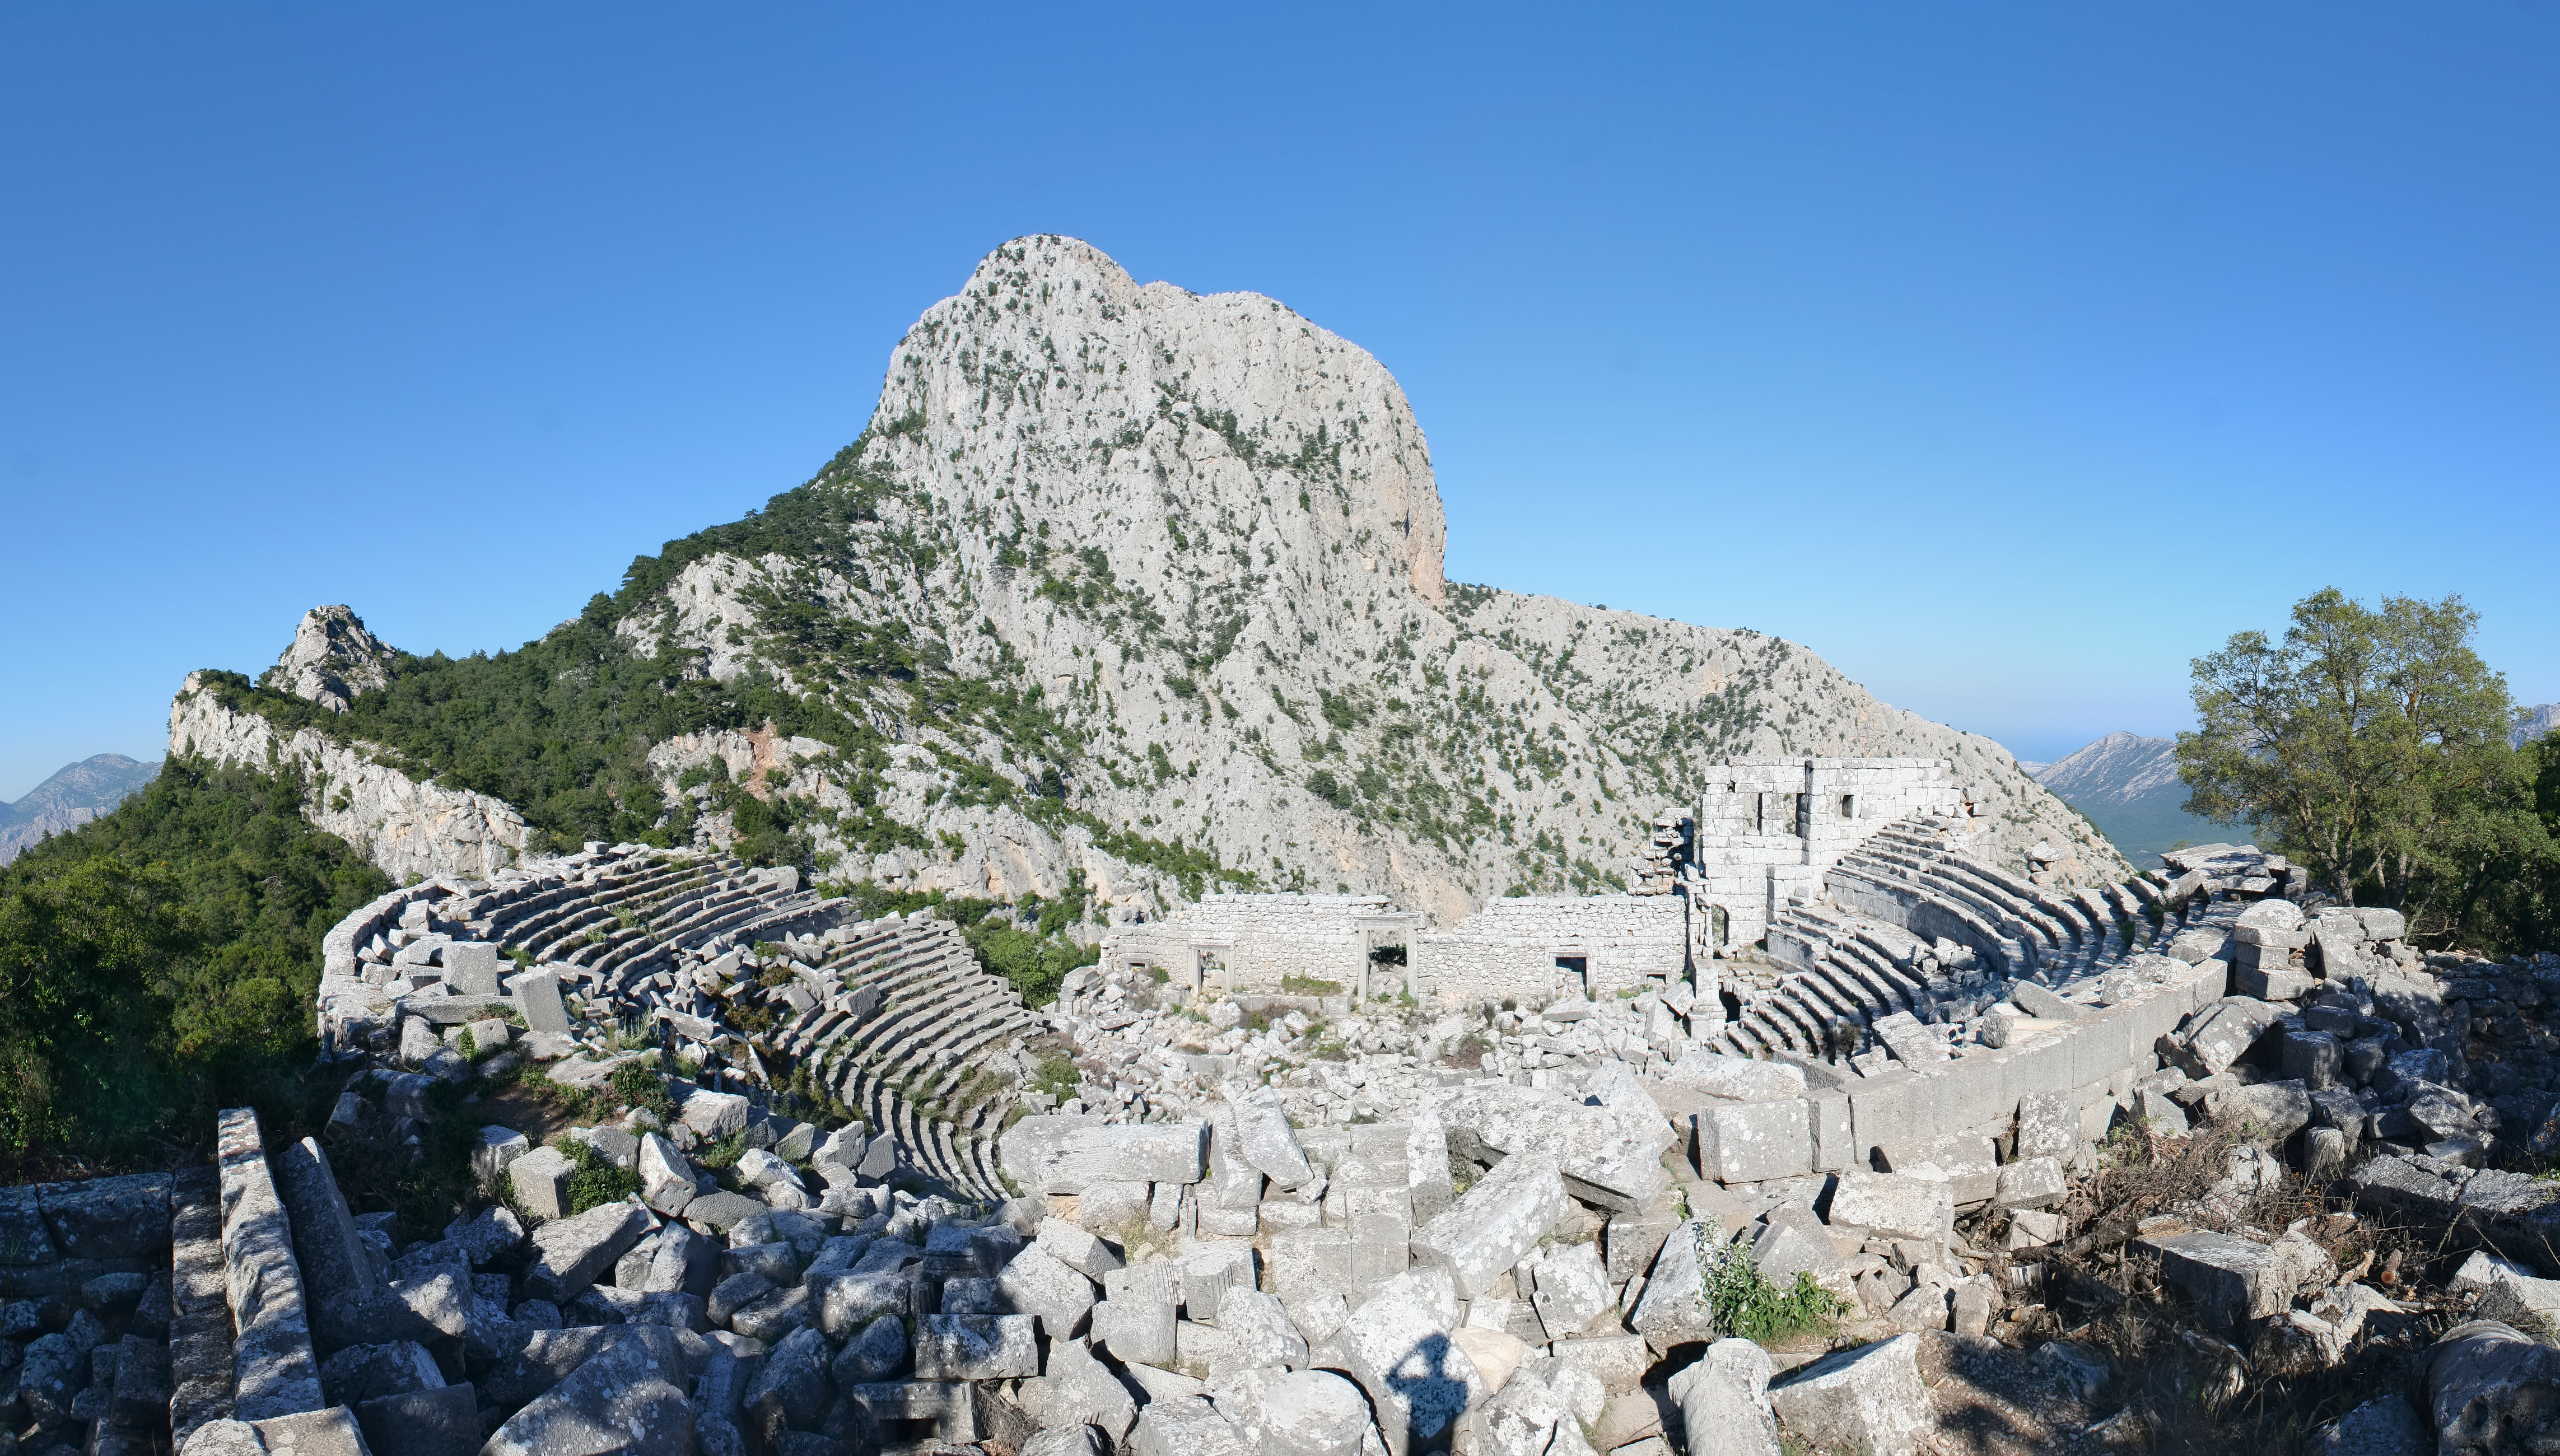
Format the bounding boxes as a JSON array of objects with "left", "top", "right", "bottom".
[{"left": 4, "top": 4, "right": 2555, "bottom": 800}]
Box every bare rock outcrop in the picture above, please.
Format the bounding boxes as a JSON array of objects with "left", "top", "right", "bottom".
[
  {"left": 169, "top": 672, "right": 530, "bottom": 882},
  {"left": 264, "top": 605, "right": 396, "bottom": 715}
]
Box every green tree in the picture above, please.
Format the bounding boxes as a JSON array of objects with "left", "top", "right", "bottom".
[
  {"left": 2177, "top": 589, "right": 2547, "bottom": 940},
  {"left": 0, "top": 758, "right": 390, "bottom": 1161}
]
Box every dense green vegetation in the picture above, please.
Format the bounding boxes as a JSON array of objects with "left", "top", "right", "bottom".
[
  {"left": 832, "top": 879, "right": 1101, "bottom": 1007},
  {"left": 2179, "top": 589, "right": 2560, "bottom": 951},
  {"left": 0, "top": 757, "right": 390, "bottom": 1167}
]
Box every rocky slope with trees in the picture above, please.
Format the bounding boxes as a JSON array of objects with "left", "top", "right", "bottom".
[{"left": 173, "top": 236, "right": 2121, "bottom": 926}]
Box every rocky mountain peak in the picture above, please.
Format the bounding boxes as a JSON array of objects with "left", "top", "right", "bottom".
[
  {"left": 264, "top": 604, "right": 396, "bottom": 713},
  {"left": 859, "top": 234, "right": 1448, "bottom": 609}
]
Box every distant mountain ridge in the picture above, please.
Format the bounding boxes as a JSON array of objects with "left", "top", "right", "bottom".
[
  {"left": 2031, "top": 731, "right": 2249, "bottom": 868},
  {"left": 0, "top": 754, "right": 162, "bottom": 865},
  {"left": 2517, "top": 703, "right": 2559, "bottom": 747}
]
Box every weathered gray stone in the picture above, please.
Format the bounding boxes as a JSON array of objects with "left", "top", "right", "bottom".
[
  {"left": 479, "top": 1325, "right": 685, "bottom": 1418},
  {"left": 1213, "top": 1289, "right": 1309, "bottom": 1371},
  {"left": 1659, "top": 1051, "right": 1805, "bottom": 1102},
  {"left": 1001, "top": 1116, "right": 1209, "bottom": 1193},
  {"left": 2312, "top": 1394, "right": 2428, "bottom": 1456},
  {"left": 272, "top": 1136, "right": 398, "bottom": 1355},
  {"left": 506, "top": 970, "right": 570, "bottom": 1037},
  {"left": 2430, "top": 1319, "right": 2560, "bottom": 1454},
  {"left": 1630, "top": 1219, "right": 1736, "bottom": 1354},
  {"left": 508, "top": 1147, "right": 576, "bottom": 1224},
  {"left": 2012, "top": 1092, "right": 2081, "bottom": 1163},
  {"left": 353, "top": 1382, "right": 481, "bottom": 1456},
  {"left": 316, "top": 1340, "right": 442, "bottom": 1409},
  {"left": 2142, "top": 1229, "right": 2330, "bottom": 1333},
  {"left": 831, "top": 1312, "right": 907, "bottom": 1385},
  {"left": 1993, "top": 1156, "right": 2066, "bottom": 1211},
  {"left": 216, "top": 1108, "right": 323, "bottom": 1421},
  {"left": 1409, "top": 1152, "right": 1568, "bottom": 1299},
  {"left": 913, "top": 1313, "right": 1037, "bottom": 1380},
  {"left": 729, "top": 1284, "right": 811, "bottom": 1343},
  {"left": 484, "top": 1325, "right": 692, "bottom": 1456},
  {"left": 40, "top": 1173, "right": 170, "bottom": 1261},
  {"left": 1826, "top": 1172, "right": 1953, "bottom": 1243},
  {"left": 1766, "top": 1333, "right": 1928, "bottom": 1456},
  {"left": 523, "top": 1202, "right": 652, "bottom": 1305},
  {"left": 1132, "top": 1394, "right": 1246, "bottom": 1456},
  {"left": 743, "top": 1325, "right": 829, "bottom": 1445},
  {"left": 1094, "top": 1264, "right": 1179, "bottom": 1365},
  {"left": 1018, "top": 1333, "right": 1136, "bottom": 1440},
  {"left": 1220, "top": 1369, "right": 1369, "bottom": 1456},
  {"left": 1076, "top": 1179, "right": 1152, "bottom": 1232},
  {"left": 1316, "top": 1286, "right": 1487, "bottom": 1456},
  {"left": 2171, "top": 997, "right": 2283, "bottom": 1079},
  {"left": 0, "top": 1185, "right": 56, "bottom": 1266},
  {"left": 1524, "top": 1241, "right": 1613, "bottom": 1338},
  {"left": 993, "top": 1244, "right": 1093, "bottom": 1338},
  {"left": 637, "top": 1136, "right": 694, "bottom": 1216},
  {"left": 1694, "top": 1101, "right": 1812, "bottom": 1184},
  {"left": 810, "top": 1269, "right": 910, "bottom": 1338},
  {"left": 1178, "top": 1242, "right": 1257, "bottom": 1324},
  {"left": 1224, "top": 1082, "right": 1319, "bottom": 1189},
  {"left": 1666, "top": 1338, "right": 1777, "bottom": 1456},
  {"left": 1022, "top": 1427, "right": 1113, "bottom": 1456},
  {"left": 1435, "top": 1082, "right": 1672, "bottom": 1212},
  {"left": 1747, "top": 1214, "right": 1845, "bottom": 1291}
]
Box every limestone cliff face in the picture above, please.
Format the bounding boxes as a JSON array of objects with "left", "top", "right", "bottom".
[
  {"left": 614, "top": 236, "right": 2128, "bottom": 917},
  {"left": 167, "top": 673, "right": 531, "bottom": 882}
]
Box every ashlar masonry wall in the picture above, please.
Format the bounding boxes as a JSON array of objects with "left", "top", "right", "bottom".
[
  {"left": 1103, "top": 895, "right": 1416, "bottom": 998},
  {"left": 1690, "top": 758, "right": 1960, "bottom": 950},
  {"left": 1416, "top": 895, "right": 1686, "bottom": 1009},
  {"left": 1691, "top": 952, "right": 2231, "bottom": 1186}
]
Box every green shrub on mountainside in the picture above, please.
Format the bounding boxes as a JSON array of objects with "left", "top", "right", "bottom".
[{"left": 0, "top": 757, "right": 390, "bottom": 1164}]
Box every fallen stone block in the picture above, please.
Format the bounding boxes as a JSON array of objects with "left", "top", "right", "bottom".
[
  {"left": 913, "top": 1312, "right": 1037, "bottom": 1380},
  {"left": 1874, "top": 1134, "right": 1998, "bottom": 1206},
  {"left": 1409, "top": 1152, "right": 1568, "bottom": 1299},
  {"left": 1132, "top": 1394, "right": 1246, "bottom": 1456},
  {"left": 1316, "top": 1287, "right": 1485, "bottom": 1456},
  {"left": 831, "top": 1314, "right": 906, "bottom": 1385},
  {"left": 352, "top": 1380, "right": 480, "bottom": 1456},
  {"left": 637, "top": 1135, "right": 694, "bottom": 1216},
  {"left": 844, "top": 1382, "right": 973, "bottom": 1452},
  {"left": 2170, "top": 998, "right": 2282, "bottom": 1079},
  {"left": 483, "top": 1329, "right": 693, "bottom": 1456},
  {"left": 1826, "top": 1172, "right": 1954, "bottom": 1243},
  {"left": 2430, "top": 1319, "right": 2560, "bottom": 1453},
  {"left": 2142, "top": 1229, "right": 2329, "bottom": 1333},
  {"left": 1993, "top": 1157, "right": 2066, "bottom": 1211},
  {"left": 1436, "top": 1082, "right": 1672, "bottom": 1211},
  {"left": 1036, "top": 1217, "right": 1126, "bottom": 1279},
  {"left": 1213, "top": 1288, "right": 1309, "bottom": 1371},
  {"left": 523, "top": 1201, "right": 652, "bottom": 1305},
  {"left": 1225, "top": 1081, "right": 1319, "bottom": 1189},
  {"left": 1695, "top": 1100, "right": 1812, "bottom": 1184},
  {"left": 995, "top": 1243, "right": 1094, "bottom": 1338},
  {"left": 1659, "top": 1051, "right": 1806, "bottom": 1102},
  {"left": 1215, "top": 1368, "right": 1370, "bottom": 1456},
  {"left": 1667, "top": 1337, "right": 1777, "bottom": 1456},
  {"left": 2013, "top": 1091, "right": 2081, "bottom": 1163},
  {"left": 316, "top": 1341, "right": 442, "bottom": 1410},
  {"left": 1547, "top": 1333, "right": 1652, "bottom": 1397},
  {"left": 1630, "top": 1220, "right": 1737, "bottom": 1354},
  {"left": 1015, "top": 1333, "right": 1135, "bottom": 1441},
  {"left": 2311, "top": 1394, "right": 2429, "bottom": 1456},
  {"left": 1524, "top": 1240, "right": 1613, "bottom": 1338},
  {"left": 478, "top": 1324, "right": 685, "bottom": 1417},
  {"left": 1767, "top": 1333, "right": 1928, "bottom": 1456},
  {"left": 1000, "top": 1116, "right": 1209, "bottom": 1193},
  {"left": 508, "top": 1146, "right": 576, "bottom": 1223},
  {"left": 1093, "top": 1264, "right": 1179, "bottom": 1366}
]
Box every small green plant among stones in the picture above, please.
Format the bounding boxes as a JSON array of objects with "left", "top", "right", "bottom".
[
  {"left": 563, "top": 1140, "right": 640, "bottom": 1214},
  {"left": 1696, "top": 1223, "right": 1848, "bottom": 1343},
  {"left": 610, "top": 1061, "right": 675, "bottom": 1121},
  {"left": 1281, "top": 975, "right": 1342, "bottom": 995}
]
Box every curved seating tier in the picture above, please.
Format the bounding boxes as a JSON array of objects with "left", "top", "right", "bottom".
[{"left": 1708, "top": 813, "right": 2211, "bottom": 1065}]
